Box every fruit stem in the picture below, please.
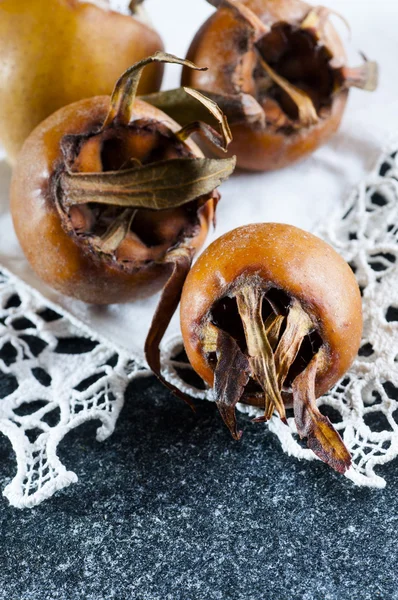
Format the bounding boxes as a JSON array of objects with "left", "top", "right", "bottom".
[{"left": 339, "top": 61, "right": 378, "bottom": 92}]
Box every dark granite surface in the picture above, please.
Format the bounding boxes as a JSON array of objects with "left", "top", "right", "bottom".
[{"left": 0, "top": 376, "right": 396, "bottom": 600}]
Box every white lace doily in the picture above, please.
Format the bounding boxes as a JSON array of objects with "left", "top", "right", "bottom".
[{"left": 1, "top": 144, "right": 398, "bottom": 508}]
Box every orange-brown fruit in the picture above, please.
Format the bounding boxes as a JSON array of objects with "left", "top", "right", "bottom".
[
  {"left": 182, "top": 0, "right": 378, "bottom": 171},
  {"left": 0, "top": 0, "right": 164, "bottom": 163},
  {"left": 10, "top": 54, "right": 236, "bottom": 309},
  {"left": 178, "top": 223, "right": 363, "bottom": 473}
]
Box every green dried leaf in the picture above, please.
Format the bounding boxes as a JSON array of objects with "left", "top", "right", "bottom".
[{"left": 60, "top": 156, "right": 236, "bottom": 210}]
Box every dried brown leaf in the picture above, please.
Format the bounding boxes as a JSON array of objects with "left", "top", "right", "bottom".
[
  {"left": 60, "top": 156, "right": 236, "bottom": 210},
  {"left": 142, "top": 87, "right": 265, "bottom": 129},
  {"left": 214, "top": 329, "right": 251, "bottom": 440},
  {"left": 236, "top": 286, "right": 286, "bottom": 422},
  {"left": 340, "top": 60, "right": 378, "bottom": 92},
  {"left": 257, "top": 55, "right": 319, "bottom": 127},
  {"left": 104, "top": 52, "right": 207, "bottom": 127},
  {"left": 206, "top": 0, "right": 269, "bottom": 41},
  {"left": 274, "top": 299, "right": 312, "bottom": 389},
  {"left": 144, "top": 247, "right": 196, "bottom": 407},
  {"left": 292, "top": 352, "right": 352, "bottom": 474}
]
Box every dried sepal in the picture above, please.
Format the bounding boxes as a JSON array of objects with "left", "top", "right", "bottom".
[
  {"left": 144, "top": 246, "right": 196, "bottom": 407},
  {"left": 59, "top": 156, "right": 236, "bottom": 210},
  {"left": 93, "top": 208, "right": 137, "bottom": 255},
  {"left": 179, "top": 87, "right": 232, "bottom": 151},
  {"left": 206, "top": 0, "right": 269, "bottom": 41},
  {"left": 176, "top": 121, "right": 227, "bottom": 152},
  {"left": 236, "top": 286, "right": 286, "bottom": 422},
  {"left": 292, "top": 351, "right": 352, "bottom": 474},
  {"left": 204, "top": 284, "right": 352, "bottom": 473},
  {"left": 142, "top": 87, "right": 265, "bottom": 128},
  {"left": 202, "top": 321, "right": 219, "bottom": 353},
  {"left": 274, "top": 299, "right": 313, "bottom": 389},
  {"left": 104, "top": 52, "right": 207, "bottom": 127},
  {"left": 256, "top": 55, "right": 319, "bottom": 127},
  {"left": 264, "top": 313, "right": 284, "bottom": 351},
  {"left": 214, "top": 329, "right": 251, "bottom": 440},
  {"left": 129, "top": 0, "right": 144, "bottom": 13},
  {"left": 172, "top": 87, "right": 232, "bottom": 152},
  {"left": 339, "top": 59, "right": 379, "bottom": 92},
  {"left": 300, "top": 6, "right": 351, "bottom": 41}
]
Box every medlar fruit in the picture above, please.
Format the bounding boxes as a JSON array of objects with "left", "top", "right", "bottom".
[
  {"left": 11, "top": 53, "right": 236, "bottom": 309},
  {"left": 172, "top": 223, "right": 362, "bottom": 473},
  {"left": 180, "top": 0, "right": 378, "bottom": 171},
  {"left": 0, "top": 0, "right": 164, "bottom": 163}
]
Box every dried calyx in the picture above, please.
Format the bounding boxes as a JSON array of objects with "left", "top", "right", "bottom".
[
  {"left": 212, "top": 0, "right": 377, "bottom": 131},
  {"left": 53, "top": 52, "right": 235, "bottom": 269},
  {"left": 147, "top": 0, "right": 377, "bottom": 133},
  {"left": 202, "top": 278, "right": 351, "bottom": 474}
]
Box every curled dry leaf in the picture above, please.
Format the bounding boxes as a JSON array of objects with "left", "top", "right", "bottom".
[
  {"left": 103, "top": 52, "right": 207, "bottom": 127},
  {"left": 59, "top": 157, "right": 236, "bottom": 210},
  {"left": 214, "top": 329, "right": 251, "bottom": 441},
  {"left": 142, "top": 87, "right": 265, "bottom": 129},
  {"left": 292, "top": 351, "right": 352, "bottom": 474}
]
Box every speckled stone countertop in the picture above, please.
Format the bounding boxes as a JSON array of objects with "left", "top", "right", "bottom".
[{"left": 0, "top": 377, "right": 396, "bottom": 600}]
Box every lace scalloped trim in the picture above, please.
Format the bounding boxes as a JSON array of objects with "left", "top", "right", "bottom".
[
  {"left": 1, "top": 144, "right": 398, "bottom": 508},
  {"left": 0, "top": 266, "right": 148, "bottom": 508}
]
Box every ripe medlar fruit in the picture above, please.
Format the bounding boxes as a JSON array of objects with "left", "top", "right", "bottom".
[
  {"left": 0, "top": 0, "right": 164, "bottom": 163},
  {"left": 11, "top": 53, "right": 236, "bottom": 309},
  {"left": 174, "top": 223, "right": 362, "bottom": 473},
  {"left": 180, "top": 0, "right": 378, "bottom": 171}
]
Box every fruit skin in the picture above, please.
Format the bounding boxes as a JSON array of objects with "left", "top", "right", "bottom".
[
  {"left": 0, "top": 0, "right": 164, "bottom": 163},
  {"left": 181, "top": 223, "right": 362, "bottom": 401},
  {"left": 10, "top": 97, "right": 213, "bottom": 305},
  {"left": 182, "top": 0, "right": 348, "bottom": 171}
]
